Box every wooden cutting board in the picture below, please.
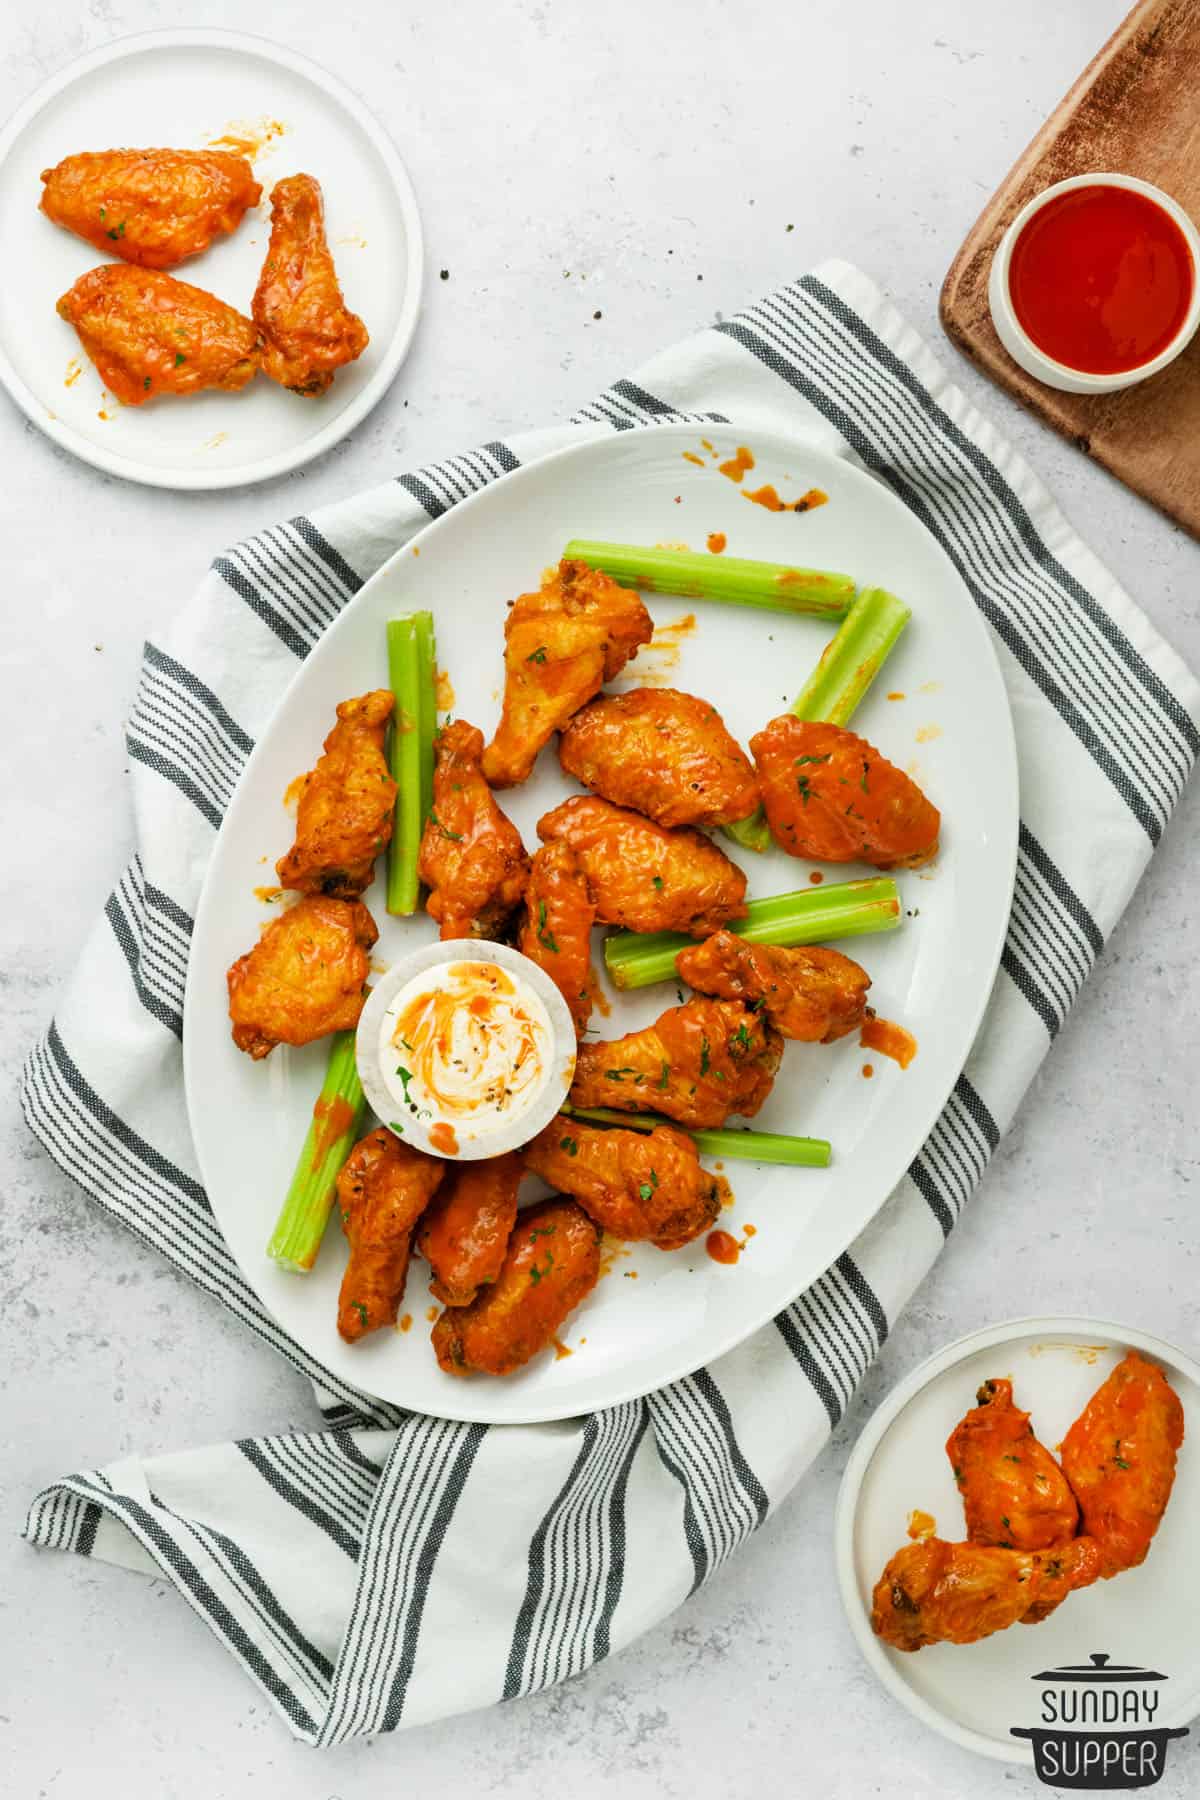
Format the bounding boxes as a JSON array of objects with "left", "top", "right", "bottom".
[{"left": 940, "top": 0, "right": 1200, "bottom": 538}]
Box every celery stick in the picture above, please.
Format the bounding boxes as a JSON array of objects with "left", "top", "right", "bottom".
[
  {"left": 563, "top": 539, "right": 855, "bottom": 619},
  {"left": 267, "top": 1032, "right": 365, "bottom": 1272},
  {"left": 603, "top": 876, "right": 902, "bottom": 990},
  {"left": 792, "top": 586, "right": 911, "bottom": 725},
  {"left": 560, "top": 1104, "right": 830, "bottom": 1167},
  {"left": 386, "top": 612, "right": 436, "bottom": 916}
]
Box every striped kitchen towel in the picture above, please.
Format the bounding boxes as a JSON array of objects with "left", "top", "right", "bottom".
[{"left": 20, "top": 260, "right": 1200, "bottom": 1745}]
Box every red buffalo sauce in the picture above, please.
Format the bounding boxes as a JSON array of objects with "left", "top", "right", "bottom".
[
  {"left": 310, "top": 1094, "right": 355, "bottom": 1169},
  {"left": 428, "top": 1121, "right": 459, "bottom": 1156},
  {"left": 1009, "top": 185, "right": 1195, "bottom": 374},
  {"left": 706, "top": 1229, "right": 741, "bottom": 1265},
  {"left": 860, "top": 1015, "right": 917, "bottom": 1069}
]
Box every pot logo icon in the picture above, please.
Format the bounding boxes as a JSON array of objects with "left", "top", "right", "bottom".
[{"left": 1011, "top": 1653, "right": 1189, "bottom": 1788}]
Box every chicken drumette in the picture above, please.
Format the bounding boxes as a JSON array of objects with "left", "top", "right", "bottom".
[
  {"left": 336, "top": 1129, "right": 444, "bottom": 1343},
  {"left": 226, "top": 894, "right": 376, "bottom": 1059},
  {"left": 57, "top": 264, "right": 260, "bottom": 406},
  {"left": 570, "top": 996, "right": 781, "bottom": 1128},
  {"left": 751, "top": 716, "right": 940, "bottom": 869},
  {"left": 676, "top": 931, "right": 870, "bottom": 1043},
  {"left": 252, "top": 175, "right": 369, "bottom": 395},
  {"left": 537, "top": 796, "right": 747, "bottom": 938},
  {"left": 432, "top": 1199, "right": 601, "bottom": 1377},
  {"left": 517, "top": 842, "right": 596, "bottom": 1036},
  {"left": 40, "top": 147, "right": 261, "bottom": 268},
  {"left": 1060, "top": 1352, "right": 1184, "bottom": 1579},
  {"left": 946, "top": 1377, "right": 1079, "bottom": 1553},
  {"left": 871, "top": 1537, "right": 1101, "bottom": 1652},
  {"left": 524, "top": 1119, "right": 719, "bottom": 1248},
  {"left": 417, "top": 1153, "right": 523, "bottom": 1308},
  {"left": 276, "top": 690, "right": 396, "bottom": 897},
  {"left": 482, "top": 560, "right": 652, "bottom": 787},
  {"left": 558, "top": 686, "right": 759, "bottom": 830},
  {"left": 418, "top": 721, "right": 529, "bottom": 939}
]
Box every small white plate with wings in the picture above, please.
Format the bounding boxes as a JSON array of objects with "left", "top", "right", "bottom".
[{"left": 184, "top": 423, "right": 1018, "bottom": 1423}]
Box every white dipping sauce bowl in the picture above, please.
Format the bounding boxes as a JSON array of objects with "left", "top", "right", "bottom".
[
  {"left": 988, "top": 171, "right": 1200, "bottom": 394},
  {"left": 355, "top": 939, "right": 577, "bottom": 1161}
]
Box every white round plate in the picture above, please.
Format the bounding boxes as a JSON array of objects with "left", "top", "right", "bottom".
[
  {"left": 0, "top": 29, "right": 422, "bottom": 489},
  {"left": 185, "top": 423, "right": 1018, "bottom": 1423},
  {"left": 836, "top": 1317, "right": 1200, "bottom": 1764}
]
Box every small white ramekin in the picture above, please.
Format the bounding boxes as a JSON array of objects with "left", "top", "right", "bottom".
[
  {"left": 355, "top": 939, "right": 577, "bottom": 1161},
  {"left": 988, "top": 171, "right": 1200, "bottom": 394}
]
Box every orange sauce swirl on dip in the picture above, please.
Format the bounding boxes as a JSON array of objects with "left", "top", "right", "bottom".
[{"left": 382, "top": 959, "right": 554, "bottom": 1150}]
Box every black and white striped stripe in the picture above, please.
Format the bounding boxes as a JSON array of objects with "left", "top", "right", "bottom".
[
  {"left": 398, "top": 441, "right": 523, "bottom": 519},
  {"left": 649, "top": 1369, "right": 769, "bottom": 1591},
  {"left": 573, "top": 377, "right": 727, "bottom": 434},
  {"left": 776, "top": 1252, "right": 889, "bottom": 1426},
  {"left": 504, "top": 1401, "right": 648, "bottom": 1698}
]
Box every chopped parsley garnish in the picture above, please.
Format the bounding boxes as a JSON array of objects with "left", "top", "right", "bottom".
[
  {"left": 699, "top": 1036, "right": 711, "bottom": 1076},
  {"left": 351, "top": 1300, "right": 369, "bottom": 1327},
  {"left": 794, "top": 753, "right": 831, "bottom": 766},
  {"left": 652, "top": 875, "right": 664, "bottom": 890},
  {"left": 604, "top": 1066, "right": 640, "bottom": 1082},
  {"left": 1115, "top": 1456, "right": 1130, "bottom": 1470},
  {"left": 1001, "top": 1515, "right": 1010, "bottom": 1529},
  {"left": 658, "top": 1059, "right": 670, "bottom": 1090},
  {"left": 559, "top": 1135, "right": 578, "bottom": 1156},
  {"left": 526, "top": 645, "right": 548, "bottom": 664},
  {"left": 106, "top": 220, "right": 127, "bottom": 240},
  {"left": 795, "top": 776, "right": 811, "bottom": 804},
  {"left": 395, "top": 1066, "right": 416, "bottom": 1107},
  {"left": 143, "top": 376, "right": 151, "bottom": 390},
  {"left": 536, "top": 900, "right": 560, "bottom": 953},
  {"left": 174, "top": 351, "right": 186, "bottom": 367},
  {"left": 730, "top": 1022, "right": 751, "bottom": 1054},
  {"left": 429, "top": 810, "right": 463, "bottom": 841},
  {"left": 638, "top": 1182, "right": 654, "bottom": 1202},
  {"left": 860, "top": 759, "right": 871, "bottom": 794},
  {"left": 388, "top": 1120, "right": 405, "bottom": 1135}
]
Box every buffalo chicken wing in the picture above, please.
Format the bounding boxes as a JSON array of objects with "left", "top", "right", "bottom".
[
  {"left": 570, "top": 996, "right": 781, "bottom": 1128},
  {"left": 872, "top": 1538, "right": 1100, "bottom": 1652},
  {"left": 432, "top": 1199, "right": 601, "bottom": 1376},
  {"left": 946, "top": 1378, "right": 1079, "bottom": 1552},
  {"left": 482, "top": 560, "right": 652, "bottom": 787},
  {"left": 277, "top": 690, "right": 396, "bottom": 897},
  {"left": 517, "top": 842, "right": 597, "bottom": 1035},
  {"left": 252, "top": 175, "right": 369, "bottom": 395},
  {"left": 417, "top": 1153, "right": 523, "bottom": 1308},
  {"left": 676, "top": 931, "right": 870, "bottom": 1042},
  {"left": 57, "top": 264, "right": 260, "bottom": 406},
  {"left": 40, "top": 147, "right": 261, "bottom": 268},
  {"left": 752, "top": 716, "right": 940, "bottom": 870},
  {"left": 1060, "top": 1352, "right": 1184, "bottom": 1579},
  {"left": 537, "top": 795, "right": 747, "bottom": 938},
  {"left": 336, "top": 1130, "right": 444, "bottom": 1342},
  {"left": 524, "top": 1119, "right": 719, "bottom": 1248},
  {"left": 558, "top": 686, "right": 759, "bottom": 829},
  {"left": 418, "top": 721, "right": 529, "bottom": 939},
  {"left": 226, "top": 895, "right": 376, "bottom": 1059}
]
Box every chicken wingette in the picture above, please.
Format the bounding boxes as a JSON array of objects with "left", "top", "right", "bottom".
[{"left": 276, "top": 690, "right": 396, "bottom": 897}]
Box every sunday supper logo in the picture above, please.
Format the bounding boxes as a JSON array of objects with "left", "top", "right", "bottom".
[{"left": 1011, "top": 1654, "right": 1189, "bottom": 1789}]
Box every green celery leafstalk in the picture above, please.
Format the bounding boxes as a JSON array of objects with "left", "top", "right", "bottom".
[
  {"left": 560, "top": 1104, "right": 831, "bottom": 1167},
  {"left": 603, "top": 876, "right": 902, "bottom": 990},
  {"left": 791, "top": 586, "right": 911, "bottom": 724},
  {"left": 387, "top": 611, "right": 437, "bottom": 916},
  {"left": 563, "top": 539, "right": 856, "bottom": 619},
  {"left": 267, "top": 1032, "right": 365, "bottom": 1272}
]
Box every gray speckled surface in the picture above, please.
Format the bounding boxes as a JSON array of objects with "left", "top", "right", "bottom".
[{"left": 4, "top": 1, "right": 1200, "bottom": 1794}]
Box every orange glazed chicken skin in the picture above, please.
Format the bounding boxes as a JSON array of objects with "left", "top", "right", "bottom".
[
  {"left": 1060, "top": 1352, "right": 1184, "bottom": 1579},
  {"left": 57, "top": 265, "right": 260, "bottom": 406},
  {"left": 277, "top": 690, "right": 396, "bottom": 897},
  {"left": 253, "top": 175, "right": 369, "bottom": 395},
  {"left": 416, "top": 1153, "right": 523, "bottom": 1308},
  {"left": 418, "top": 721, "right": 530, "bottom": 939},
  {"left": 482, "top": 559, "right": 653, "bottom": 787},
  {"left": 946, "top": 1378, "right": 1079, "bottom": 1552},
  {"left": 676, "top": 932, "right": 870, "bottom": 1043},
  {"left": 872, "top": 1538, "right": 1098, "bottom": 1652},
  {"left": 517, "top": 843, "right": 597, "bottom": 1035},
  {"left": 432, "top": 1199, "right": 601, "bottom": 1377},
  {"left": 537, "top": 795, "right": 747, "bottom": 938},
  {"left": 336, "top": 1130, "right": 444, "bottom": 1343},
  {"left": 751, "top": 716, "right": 940, "bottom": 870},
  {"left": 570, "top": 996, "right": 782, "bottom": 1129},
  {"left": 559, "top": 687, "right": 760, "bottom": 830},
  {"left": 226, "top": 894, "right": 376, "bottom": 1059},
  {"left": 40, "top": 147, "right": 261, "bottom": 268},
  {"left": 524, "top": 1120, "right": 720, "bottom": 1248}
]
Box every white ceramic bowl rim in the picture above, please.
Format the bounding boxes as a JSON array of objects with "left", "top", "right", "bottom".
[
  {"left": 992, "top": 171, "right": 1200, "bottom": 384},
  {"left": 354, "top": 938, "right": 577, "bottom": 1161},
  {"left": 834, "top": 1313, "right": 1200, "bottom": 1765}
]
